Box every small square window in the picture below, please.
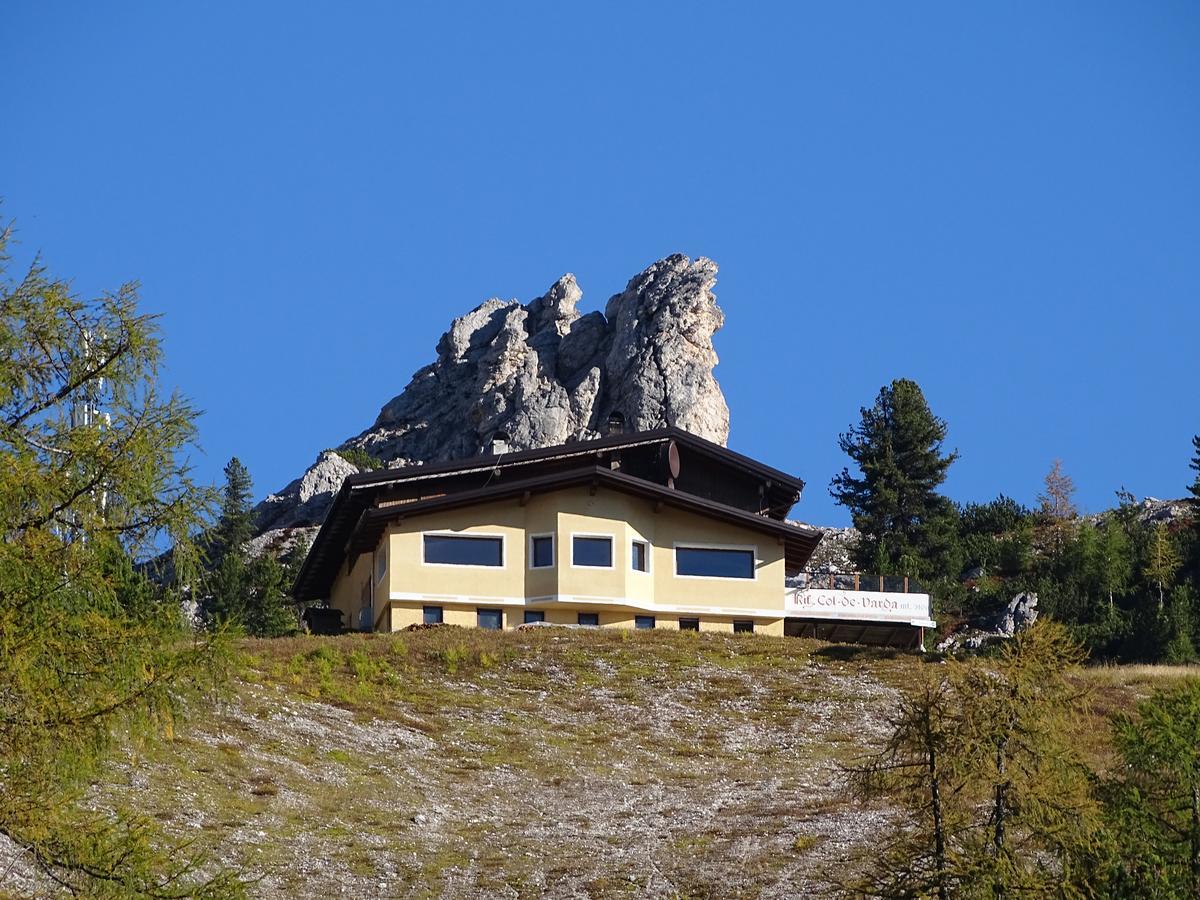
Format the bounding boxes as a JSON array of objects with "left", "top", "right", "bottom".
[
  {"left": 635, "top": 615, "right": 656, "bottom": 630},
  {"left": 578, "top": 612, "right": 599, "bottom": 627},
  {"left": 573, "top": 536, "right": 613, "bottom": 567},
  {"left": 733, "top": 620, "right": 754, "bottom": 634},
  {"left": 523, "top": 610, "right": 545, "bottom": 624},
  {"left": 477, "top": 608, "right": 503, "bottom": 630},
  {"left": 631, "top": 540, "right": 648, "bottom": 572},
  {"left": 679, "top": 617, "right": 700, "bottom": 631},
  {"left": 530, "top": 535, "right": 554, "bottom": 569},
  {"left": 422, "top": 606, "right": 443, "bottom": 625}
]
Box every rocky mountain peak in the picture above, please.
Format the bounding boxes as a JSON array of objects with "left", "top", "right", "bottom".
[{"left": 255, "top": 254, "right": 730, "bottom": 536}]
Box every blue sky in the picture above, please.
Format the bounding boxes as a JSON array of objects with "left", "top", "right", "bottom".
[{"left": 3, "top": 2, "right": 1198, "bottom": 526}]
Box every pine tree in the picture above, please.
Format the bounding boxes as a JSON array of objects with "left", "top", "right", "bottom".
[
  {"left": 1107, "top": 677, "right": 1200, "bottom": 897},
  {"left": 201, "top": 458, "right": 255, "bottom": 628},
  {"left": 830, "top": 379, "right": 960, "bottom": 582}
]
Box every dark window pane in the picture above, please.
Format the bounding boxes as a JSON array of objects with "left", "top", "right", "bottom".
[
  {"left": 424, "top": 535, "right": 503, "bottom": 566},
  {"left": 679, "top": 617, "right": 700, "bottom": 631},
  {"left": 422, "top": 606, "right": 443, "bottom": 625},
  {"left": 733, "top": 620, "right": 754, "bottom": 634},
  {"left": 675, "top": 547, "right": 754, "bottom": 579},
  {"left": 577, "top": 612, "right": 599, "bottom": 627},
  {"left": 572, "top": 536, "right": 612, "bottom": 567},
  {"left": 635, "top": 615, "right": 656, "bottom": 630},
  {"left": 523, "top": 610, "right": 545, "bottom": 624},
  {"left": 531, "top": 535, "right": 554, "bottom": 568},
  {"left": 477, "top": 608, "right": 503, "bottom": 630},
  {"left": 631, "top": 540, "right": 648, "bottom": 572}
]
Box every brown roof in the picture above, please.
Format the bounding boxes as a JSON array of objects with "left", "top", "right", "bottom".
[{"left": 293, "top": 428, "right": 822, "bottom": 601}]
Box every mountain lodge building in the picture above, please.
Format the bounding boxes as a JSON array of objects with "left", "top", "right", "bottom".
[{"left": 292, "top": 428, "right": 935, "bottom": 645}]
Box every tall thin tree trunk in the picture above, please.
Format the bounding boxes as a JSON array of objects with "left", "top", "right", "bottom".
[
  {"left": 928, "top": 738, "right": 948, "bottom": 900},
  {"left": 992, "top": 739, "right": 1008, "bottom": 899},
  {"left": 1190, "top": 779, "right": 1199, "bottom": 899}
]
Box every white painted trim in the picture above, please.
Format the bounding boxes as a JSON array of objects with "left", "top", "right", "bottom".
[
  {"left": 570, "top": 531, "right": 615, "bottom": 570},
  {"left": 420, "top": 530, "right": 506, "bottom": 569},
  {"left": 672, "top": 541, "right": 759, "bottom": 582},
  {"left": 528, "top": 532, "right": 555, "bottom": 570},
  {"left": 386, "top": 590, "right": 787, "bottom": 619}
]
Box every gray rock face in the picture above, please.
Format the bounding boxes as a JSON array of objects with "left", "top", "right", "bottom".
[
  {"left": 256, "top": 451, "right": 361, "bottom": 532},
  {"left": 256, "top": 254, "right": 730, "bottom": 533},
  {"left": 936, "top": 592, "right": 1039, "bottom": 653}
]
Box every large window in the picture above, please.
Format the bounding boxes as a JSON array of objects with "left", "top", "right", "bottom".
[
  {"left": 675, "top": 546, "right": 755, "bottom": 579},
  {"left": 572, "top": 535, "right": 613, "bottom": 568},
  {"left": 530, "top": 534, "right": 554, "bottom": 569},
  {"left": 424, "top": 534, "right": 503, "bottom": 567},
  {"left": 477, "top": 608, "right": 503, "bottom": 630},
  {"left": 631, "top": 539, "right": 649, "bottom": 572}
]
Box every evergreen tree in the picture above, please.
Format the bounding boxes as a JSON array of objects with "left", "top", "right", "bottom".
[
  {"left": 0, "top": 221, "right": 240, "bottom": 895},
  {"left": 201, "top": 457, "right": 255, "bottom": 627},
  {"left": 201, "top": 458, "right": 295, "bottom": 637},
  {"left": 1145, "top": 524, "right": 1181, "bottom": 609},
  {"left": 1107, "top": 677, "right": 1200, "bottom": 897},
  {"left": 830, "top": 379, "right": 961, "bottom": 582}
]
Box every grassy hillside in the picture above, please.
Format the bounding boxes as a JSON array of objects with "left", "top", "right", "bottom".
[{"left": 56, "top": 630, "right": 1200, "bottom": 898}]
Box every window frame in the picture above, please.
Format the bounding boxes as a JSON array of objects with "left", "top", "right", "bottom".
[
  {"left": 523, "top": 610, "right": 546, "bottom": 625},
  {"left": 375, "top": 544, "right": 387, "bottom": 584},
  {"left": 635, "top": 615, "right": 656, "bottom": 630},
  {"left": 422, "top": 605, "right": 444, "bottom": 625},
  {"left": 577, "top": 612, "right": 599, "bottom": 627},
  {"left": 477, "top": 607, "right": 504, "bottom": 630},
  {"left": 678, "top": 617, "right": 700, "bottom": 632},
  {"left": 672, "top": 541, "right": 758, "bottom": 581},
  {"left": 421, "top": 531, "right": 506, "bottom": 568},
  {"left": 528, "top": 533, "right": 555, "bottom": 570},
  {"left": 733, "top": 619, "right": 755, "bottom": 634},
  {"left": 570, "top": 532, "right": 615, "bottom": 570},
  {"left": 630, "top": 538, "right": 650, "bottom": 574}
]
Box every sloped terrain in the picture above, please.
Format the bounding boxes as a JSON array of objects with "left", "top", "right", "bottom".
[{"left": 6, "top": 630, "right": 1189, "bottom": 898}]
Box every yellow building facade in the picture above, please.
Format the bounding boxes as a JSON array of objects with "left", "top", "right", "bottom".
[{"left": 296, "top": 428, "right": 825, "bottom": 636}]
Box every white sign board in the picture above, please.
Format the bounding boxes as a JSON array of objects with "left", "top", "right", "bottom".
[{"left": 786, "top": 588, "right": 935, "bottom": 627}]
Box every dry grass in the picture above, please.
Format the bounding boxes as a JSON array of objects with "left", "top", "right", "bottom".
[{"left": 53, "top": 629, "right": 1200, "bottom": 898}]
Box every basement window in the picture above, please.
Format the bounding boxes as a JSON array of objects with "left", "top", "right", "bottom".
[
  {"left": 578, "top": 612, "right": 599, "bottom": 627},
  {"left": 477, "top": 608, "right": 503, "bottom": 630},
  {"left": 631, "top": 539, "right": 649, "bottom": 572},
  {"left": 635, "top": 615, "right": 656, "bottom": 630},
  {"left": 733, "top": 620, "right": 755, "bottom": 634},
  {"left": 679, "top": 618, "right": 700, "bottom": 631},
  {"left": 675, "top": 546, "right": 755, "bottom": 579},
  {"left": 422, "top": 606, "right": 443, "bottom": 625},
  {"left": 424, "top": 534, "right": 503, "bottom": 567},
  {"left": 572, "top": 535, "right": 613, "bottom": 568},
  {"left": 530, "top": 534, "right": 554, "bottom": 569}
]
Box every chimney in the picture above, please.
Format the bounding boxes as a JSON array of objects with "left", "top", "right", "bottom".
[{"left": 487, "top": 430, "right": 510, "bottom": 456}]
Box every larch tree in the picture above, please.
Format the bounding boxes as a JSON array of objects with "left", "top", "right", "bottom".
[
  {"left": 1107, "top": 678, "right": 1200, "bottom": 898},
  {"left": 0, "top": 220, "right": 241, "bottom": 895},
  {"left": 830, "top": 378, "right": 960, "bottom": 583}
]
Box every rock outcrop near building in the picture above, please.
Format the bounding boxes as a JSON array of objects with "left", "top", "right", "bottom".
[{"left": 255, "top": 254, "right": 730, "bottom": 535}]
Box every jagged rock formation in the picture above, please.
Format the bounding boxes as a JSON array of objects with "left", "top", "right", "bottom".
[{"left": 254, "top": 254, "right": 729, "bottom": 535}]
